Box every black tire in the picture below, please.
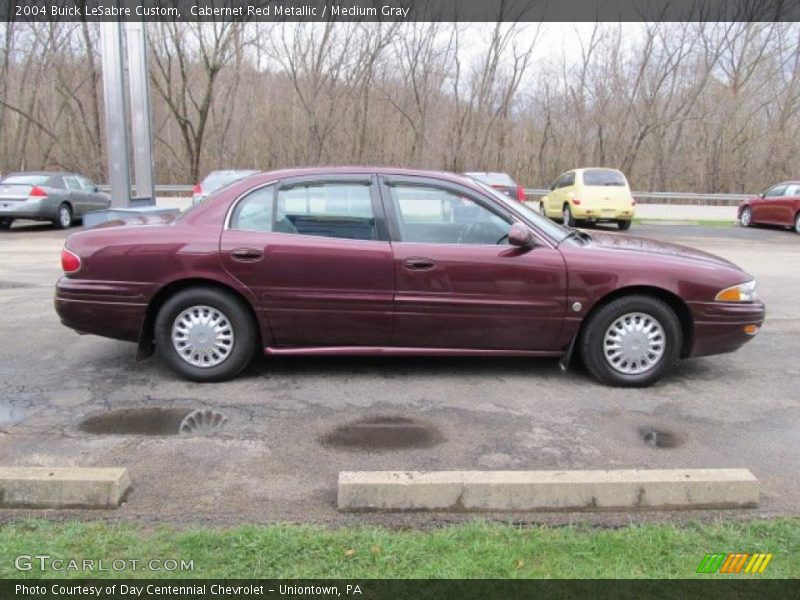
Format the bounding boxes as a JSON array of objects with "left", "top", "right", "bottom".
[
  {"left": 794, "top": 212, "right": 800, "bottom": 235},
  {"left": 54, "top": 203, "right": 72, "bottom": 229},
  {"left": 580, "top": 295, "right": 682, "bottom": 387},
  {"left": 617, "top": 219, "right": 632, "bottom": 231},
  {"left": 740, "top": 207, "right": 753, "bottom": 228},
  {"left": 562, "top": 204, "right": 576, "bottom": 227},
  {"left": 154, "top": 287, "right": 257, "bottom": 382},
  {"left": 0, "top": 218, "right": 13, "bottom": 230},
  {"left": 539, "top": 202, "right": 546, "bottom": 217}
]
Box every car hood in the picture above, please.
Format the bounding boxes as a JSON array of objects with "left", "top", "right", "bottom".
[{"left": 584, "top": 230, "right": 740, "bottom": 270}]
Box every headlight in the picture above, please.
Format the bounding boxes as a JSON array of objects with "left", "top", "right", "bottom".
[{"left": 715, "top": 280, "right": 757, "bottom": 302}]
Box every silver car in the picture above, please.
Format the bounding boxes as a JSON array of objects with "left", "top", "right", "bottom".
[{"left": 0, "top": 171, "right": 111, "bottom": 230}]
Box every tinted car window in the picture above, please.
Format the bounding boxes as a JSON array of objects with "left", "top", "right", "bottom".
[
  {"left": 764, "top": 184, "right": 787, "bottom": 197},
  {"left": 230, "top": 185, "right": 274, "bottom": 232},
  {"left": 2, "top": 175, "right": 49, "bottom": 185},
  {"left": 389, "top": 184, "right": 510, "bottom": 245},
  {"left": 583, "top": 169, "right": 626, "bottom": 186},
  {"left": 276, "top": 183, "right": 376, "bottom": 240}
]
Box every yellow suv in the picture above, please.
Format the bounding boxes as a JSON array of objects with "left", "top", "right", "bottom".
[{"left": 540, "top": 168, "right": 635, "bottom": 230}]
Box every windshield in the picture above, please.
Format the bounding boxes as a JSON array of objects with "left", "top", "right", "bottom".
[
  {"left": 583, "top": 169, "right": 627, "bottom": 186},
  {"left": 473, "top": 181, "right": 570, "bottom": 243},
  {"left": 2, "top": 175, "right": 49, "bottom": 185}
]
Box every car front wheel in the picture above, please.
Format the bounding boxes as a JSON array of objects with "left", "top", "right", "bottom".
[
  {"left": 154, "top": 287, "right": 257, "bottom": 382},
  {"left": 580, "top": 295, "right": 682, "bottom": 387},
  {"left": 740, "top": 207, "right": 752, "bottom": 227},
  {"left": 0, "top": 218, "right": 13, "bottom": 230},
  {"left": 794, "top": 212, "right": 800, "bottom": 234}
]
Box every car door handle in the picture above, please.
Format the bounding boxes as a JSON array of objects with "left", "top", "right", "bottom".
[
  {"left": 403, "top": 257, "right": 436, "bottom": 271},
  {"left": 230, "top": 247, "right": 263, "bottom": 262}
]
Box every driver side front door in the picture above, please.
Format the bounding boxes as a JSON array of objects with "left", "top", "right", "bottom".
[{"left": 379, "top": 175, "right": 568, "bottom": 352}]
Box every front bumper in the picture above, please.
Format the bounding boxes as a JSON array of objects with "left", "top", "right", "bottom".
[
  {"left": 687, "top": 300, "right": 766, "bottom": 357},
  {"left": 572, "top": 206, "right": 634, "bottom": 221},
  {"left": 55, "top": 277, "right": 150, "bottom": 342}
]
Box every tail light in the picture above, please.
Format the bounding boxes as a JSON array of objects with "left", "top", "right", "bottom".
[
  {"left": 192, "top": 184, "right": 202, "bottom": 195},
  {"left": 516, "top": 185, "right": 526, "bottom": 202},
  {"left": 29, "top": 186, "right": 48, "bottom": 197},
  {"left": 631, "top": 198, "right": 636, "bottom": 206},
  {"left": 572, "top": 198, "right": 581, "bottom": 205},
  {"left": 61, "top": 248, "right": 81, "bottom": 273}
]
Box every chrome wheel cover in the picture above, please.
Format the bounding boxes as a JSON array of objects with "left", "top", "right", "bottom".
[
  {"left": 603, "top": 312, "right": 665, "bottom": 375},
  {"left": 171, "top": 305, "right": 234, "bottom": 368},
  {"left": 59, "top": 206, "right": 71, "bottom": 227},
  {"left": 740, "top": 208, "right": 751, "bottom": 227},
  {"left": 795, "top": 214, "right": 800, "bottom": 234},
  {"left": 563, "top": 208, "right": 570, "bottom": 225}
]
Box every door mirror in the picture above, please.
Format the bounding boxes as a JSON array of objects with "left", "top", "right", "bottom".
[
  {"left": 759, "top": 192, "right": 765, "bottom": 198},
  {"left": 508, "top": 222, "right": 534, "bottom": 248}
]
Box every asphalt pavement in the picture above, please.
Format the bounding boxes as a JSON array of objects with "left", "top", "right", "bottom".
[{"left": 0, "top": 220, "right": 797, "bottom": 527}]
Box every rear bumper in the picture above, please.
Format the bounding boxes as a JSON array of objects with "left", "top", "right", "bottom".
[
  {"left": 0, "top": 198, "right": 59, "bottom": 220},
  {"left": 572, "top": 206, "right": 634, "bottom": 221},
  {"left": 688, "top": 300, "right": 766, "bottom": 358},
  {"left": 54, "top": 277, "right": 149, "bottom": 342}
]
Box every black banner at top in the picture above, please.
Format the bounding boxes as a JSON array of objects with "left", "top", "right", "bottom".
[{"left": 1, "top": 0, "right": 799, "bottom": 22}]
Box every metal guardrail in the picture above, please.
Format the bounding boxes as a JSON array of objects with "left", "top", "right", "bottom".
[
  {"left": 524, "top": 189, "right": 749, "bottom": 205},
  {"left": 99, "top": 184, "right": 750, "bottom": 204}
]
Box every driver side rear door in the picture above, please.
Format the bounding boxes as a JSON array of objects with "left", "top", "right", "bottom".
[{"left": 379, "top": 175, "right": 568, "bottom": 351}]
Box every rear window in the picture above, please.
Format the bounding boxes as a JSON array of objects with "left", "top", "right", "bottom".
[
  {"left": 582, "top": 169, "right": 627, "bottom": 186},
  {"left": 2, "top": 175, "right": 49, "bottom": 185},
  {"left": 201, "top": 171, "right": 258, "bottom": 194},
  {"left": 465, "top": 172, "right": 516, "bottom": 187}
]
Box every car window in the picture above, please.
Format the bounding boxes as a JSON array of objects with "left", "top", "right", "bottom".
[
  {"left": 465, "top": 172, "right": 516, "bottom": 187},
  {"left": 77, "top": 176, "right": 96, "bottom": 192},
  {"left": 764, "top": 184, "right": 787, "bottom": 197},
  {"left": 782, "top": 184, "right": 800, "bottom": 197},
  {"left": 202, "top": 170, "right": 259, "bottom": 194},
  {"left": 582, "top": 169, "right": 627, "bottom": 186},
  {"left": 63, "top": 176, "right": 81, "bottom": 191},
  {"left": 2, "top": 175, "right": 49, "bottom": 185},
  {"left": 276, "top": 183, "right": 376, "bottom": 240},
  {"left": 230, "top": 185, "right": 274, "bottom": 232},
  {"left": 388, "top": 183, "right": 510, "bottom": 245},
  {"left": 562, "top": 172, "right": 575, "bottom": 187}
]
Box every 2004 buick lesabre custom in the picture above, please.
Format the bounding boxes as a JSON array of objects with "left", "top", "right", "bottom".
[{"left": 54, "top": 167, "right": 765, "bottom": 387}]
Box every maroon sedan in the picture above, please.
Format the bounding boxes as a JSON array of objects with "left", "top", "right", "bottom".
[
  {"left": 55, "top": 167, "right": 765, "bottom": 387},
  {"left": 738, "top": 181, "right": 800, "bottom": 233}
]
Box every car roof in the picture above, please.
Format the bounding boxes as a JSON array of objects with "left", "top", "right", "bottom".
[{"left": 245, "top": 166, "right": 478, "bottom": 187}]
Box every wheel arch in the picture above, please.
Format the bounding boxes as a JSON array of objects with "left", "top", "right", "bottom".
[
  {"left": 578, "top": 285, "right": 693, "bottom": 359},
  {"left": 136, "top": 277, "right": 262, "bottom": 360}
]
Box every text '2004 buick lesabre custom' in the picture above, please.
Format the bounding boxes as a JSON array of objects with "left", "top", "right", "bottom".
[{"left": 54, "top": 167, "right": 765, "bottom": 387}]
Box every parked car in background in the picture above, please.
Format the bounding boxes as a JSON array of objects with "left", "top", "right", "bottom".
[
  {"left": 738, "top": 181, "right": 800, "bottom": 234},
  {"left": 55, "top": 167, "right": 764, "bottom": 388},
  {"left": 464, "top": 171, "right": 526, "bottom": 203},
  {"left": 192, "top": 170, "right": 259, "bottom": 204},
  {"left": 0, "top": 171, "right": 110, "bottom": 230},
  {"left": 540, "top": 167, "right": 635, "bottom": 230}
]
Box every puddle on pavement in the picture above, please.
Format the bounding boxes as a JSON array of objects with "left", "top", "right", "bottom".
[
  {"left": 79, "top": 408, "right": 228, "bottom": 436},
  {"left": 321, "top": 416, "right": 444, "bottom": 451},
  {"left": 639, "top": 426, "right": 680, "bottom": 449}
]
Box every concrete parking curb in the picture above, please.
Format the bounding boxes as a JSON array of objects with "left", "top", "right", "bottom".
[
  {"left": 0, "top": 467, "right": 132, "bottom": 509},
  {"left": 338, "top": 469, "right": 758, "bottom": 512}
]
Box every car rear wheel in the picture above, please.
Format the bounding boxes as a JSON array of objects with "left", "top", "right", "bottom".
[
  {"left": 794, "top": 212, "right": 800, "bottom": 234},
  {"left": 154, "top": 287, "right": 256, "bottom": 382},
  {"left": 54, "top": 204, "right": 72, "bottom": 229},
  {"left": 580, "top": 295, "right": 682, "bottom": 387},
  {"left": 0, "top": 218, "right": 13, "bottom": 230},
  {"left": 539, "top": 202, "right": 547, "bottom": 217},
  {"left": 740, "top": 207, "right": 752, "bottom": 227},
  {"left": 617, "top": 220, "right": 632, "bottom": 231},
  {"left": 563, "top": 205, "right": 575, "bottom": 227}
]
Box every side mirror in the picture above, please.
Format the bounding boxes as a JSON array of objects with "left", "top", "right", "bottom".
[
  {"left": 759, "top": 192, "right": 765, "bottom": 198},
  {"left": 550, "top": 183, "right": 556, "bottom": 191},
  {"left": 508, "top": 222, "right": 535, "bottom": 248}
]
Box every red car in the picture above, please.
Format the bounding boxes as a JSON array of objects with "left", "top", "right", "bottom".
[
  {"left": 738, "top": 181, "right": 800, "bottom": 234},
  {"left": 55, "top": 167, "right": 765, "bottom": 387}
]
